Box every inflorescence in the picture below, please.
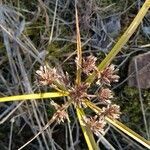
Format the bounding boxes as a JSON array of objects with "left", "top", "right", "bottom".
[{"left": 36, "top": 55, "right": 121, "bottom": 136}]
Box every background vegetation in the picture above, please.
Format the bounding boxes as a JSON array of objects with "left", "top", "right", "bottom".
[{"left": 0, "top": 0, "right": 149, "bottom": 149}]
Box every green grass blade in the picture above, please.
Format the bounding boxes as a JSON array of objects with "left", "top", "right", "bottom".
[
  {"left": 76, "top": 107, "right": 99, "bottom": 150},
  {"left": 0, "top": 91, "right": 69, "bottom": 102},
  {"left": 86, "top": 0, "right": 150, "bottom": 83}
]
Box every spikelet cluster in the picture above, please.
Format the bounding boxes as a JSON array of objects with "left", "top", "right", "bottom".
[{"left": 36, "top": 55, "right": 121, "bottom": 135}]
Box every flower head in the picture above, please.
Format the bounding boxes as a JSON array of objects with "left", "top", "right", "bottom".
[
  {"left": 69, "top": 83, "right": 89, "bottom": 107},
  {"left": 51, "top": 101, "right": 69, "bottom": 124},
  {"left": 97, "top": 64, "right": 119, "bottom": 86},
  {"left": 101, "top": 104, "right": 121, "bottom": 119},
  {"left": 36, "top": 65, "right": 70, "bottom": 88},
  {"left": 83, "top": 115, "right": 106, "bottom": 135},
  {"left": 98, "top": 88, "right": 113, "bottom": 104},
  {"left": 36, "top": 66, "right": 60, "bottom": 86},
  {"left": 82, "top": 55, "right": 97, "bottom": 75}
]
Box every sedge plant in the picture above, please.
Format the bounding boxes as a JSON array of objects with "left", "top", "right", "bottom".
[{"left": 0, "top": 0, "right": 150, "bottom": 150}]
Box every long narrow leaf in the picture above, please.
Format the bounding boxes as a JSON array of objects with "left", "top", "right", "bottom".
[
  {"left": 76, "top": 107, "right": 99, "bottom": 150},
  {"left": 0, "top": 92, "right": 69, "bottom": 102},
  {"left": 75, "top": 6, "right": 82, "bottom": 85},
  {"left": 86, "top": 0, "right": 150, "bottom": 83}
]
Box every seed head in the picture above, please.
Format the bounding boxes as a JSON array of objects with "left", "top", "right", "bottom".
[
  {"left": 98, "top": 88, "right": 113, "bottom": 104},
  {"left": 83, "top": 115, "right": 106, "bottom": 135},
  {"left": 51, "top": 101, "right": 69, "bottom": 124},
  {"left": 101, "top": 104, "right": 121, "bottom": 119},
  {"left": 36, "top": 66, "right": 60, "bottom": 86},
  {"left": 82, "top": 55, "right": 97, "bottom": 75},
  {"left": 97, "top": 64, "right": 119, "bottom": 86},
  {"left": 69, "top": 83, "right": 89, "bottom": 107}
]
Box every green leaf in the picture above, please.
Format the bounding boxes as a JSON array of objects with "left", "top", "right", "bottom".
[{"left": 0, "top": 91, "right": 69, "bottom": 102}]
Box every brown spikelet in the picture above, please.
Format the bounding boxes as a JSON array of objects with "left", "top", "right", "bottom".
[
  {"left": 51, "top": 101, "right": 69, "bottom": 124},
  {"left": 83, "top": 115, "right": 106, "bottom": 135},
  {"left": 82, "top": 55, "right": 97, "bottom": 75},
  {"left": 36, "top": 66, "right": 60, "bottom": 86},
  {"left": 96, "top": 64, "right": 119, "bottom": 86},
  {"left": 69, "top": 83, "right": 89, "bottom": 107},
  {"left": 98, "top": 88, "right": 113, "bottom": 104},
  {"left": 101, "top": 104, "right": 121, "bottom": 119}
]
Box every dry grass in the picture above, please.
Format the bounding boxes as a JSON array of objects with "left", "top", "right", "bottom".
[{"left": 0, "top": 0, "right": 149, "bottom": 150}]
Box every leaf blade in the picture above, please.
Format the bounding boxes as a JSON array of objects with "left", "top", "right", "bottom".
[
  {"left": 75, "top": 6, "right": 82, "bottom": 85},
  {"left": 0, "top": 91, "right": 69, "bottom": 102}
]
